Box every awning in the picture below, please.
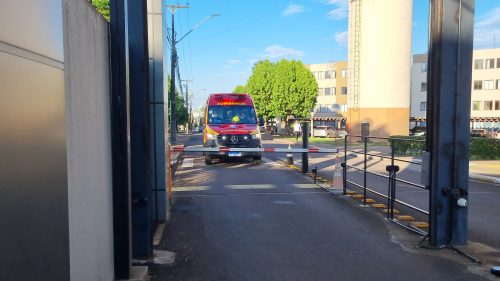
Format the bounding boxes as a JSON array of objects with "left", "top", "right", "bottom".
[{"left": 312, "top": 112, "right": 347, "bottom": 121}]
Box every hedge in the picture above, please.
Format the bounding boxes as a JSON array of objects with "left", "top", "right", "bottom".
[{"left": 389, "top": 136, "right": 500, "bottom": 160}]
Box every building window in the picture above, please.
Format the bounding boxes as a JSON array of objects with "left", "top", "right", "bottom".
[
  {"left": 485, "top": 59, "right": 495, "bottom": 69},
  {"left": 484, "top": 101, "right": 493, "bottom": 110},
  {"left": 474, "top": 59, "right": 484, "bottom": 69},
  {"left": 472, "top": 101, "right": 481, "bottom": 110},
  {"left": 497, "top": 58, "right": 500, "bottom": 68},
  {"left": 317, "top": 71, "right": 325, "bottom": 79},
  {"left": 473, "top": 80, "right": 483, "bottom": 90},
  {"left": 318, "top": 88, "right": 324, "bottom": 96},
  {"left": 495, "top": 101, "right": 500, "bottom": 110},
  {"left": 325, "top": 71, "right": 332, "bottom": 79},
  {"left": 341, "top": 87, "right": 347, "bottom": 95},
  {"left": 420, "top": 102, "right": 426, "bottom": 111},
  {"left": 332, "top": 70, "right": 336, "bottom": 78},
  {"left": 421, "top": 63, "right": 427, "bottom": 73},
  {"left": 484, "top": 80, "right": 494, "bottom": 90},
  {"left": 496, "top": 79, "right": 500, "bottom": 90},
  {"left": 324, "top": 87, "right": 331, "bottom": 96},
  {"left": 341, "top": 69, "right": 347, "bottom": 78},
  {"left": 421, "top": 82, "right": 427, "bottom": 92},
  {"left": 332, "top": 87, "right": 336, "bottom": 95}
]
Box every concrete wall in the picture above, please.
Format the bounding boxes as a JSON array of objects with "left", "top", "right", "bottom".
[
  {"left": 0, "top": 1, "right": 70, "bottom": 280},
  {"left": 62, "top": 0, "right": 115, "bottom": 280},
  {"left": 347, "top": 0, "right": 413, "bottom": 137}
]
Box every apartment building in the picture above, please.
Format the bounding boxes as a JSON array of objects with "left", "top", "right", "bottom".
[
  {"left": 306, "top": 62, "right": 348, "bottom": 129},
  {"left": 410, "top": 48, "right": 500, "bottom": 129}
]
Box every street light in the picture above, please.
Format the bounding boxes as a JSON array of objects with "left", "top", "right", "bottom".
[{"left": 167, "top": 8, "right": 220, "bottom": 143}]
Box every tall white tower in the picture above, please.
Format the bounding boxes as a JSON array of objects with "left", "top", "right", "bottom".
[{"left": 348, "top": 0, "right": 413, "bottom": 137}]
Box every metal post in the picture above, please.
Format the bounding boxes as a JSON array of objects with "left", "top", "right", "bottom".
[
  {"left": 342, "top": 135, "right": 348, "bottom": 195},
  {"left": 363, "top": 136, "right": 367, "bottom": 206},
  {"left": 169, "top": 12, "right": 177, "bottom": 144},
  {"left": 127, "top": 0, "right": 153, "bottom": 259},
  {"left": 301, "top": 122, "right": 309, "bottom": 174},
  {"left": 109, "top": 0, "right": 131, "bottom": 278},
  {"left": 427, "top": 0, "right": 474, "bottom": 246}
]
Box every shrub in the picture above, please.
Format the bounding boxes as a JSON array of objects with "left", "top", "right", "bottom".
[
  {"left": 390, "top": 135, "right": 500, "bottom": 160},
  {"left": 389, "top": 136, "right": 425, "bottom": 156}
]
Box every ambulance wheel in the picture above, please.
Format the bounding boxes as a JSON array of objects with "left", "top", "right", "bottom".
[
  {"left": 253, "top": 156, "right": 261, "bottom": 164},
  {"left": 204, "top": 153, "right": 212, "bottom": 165}
]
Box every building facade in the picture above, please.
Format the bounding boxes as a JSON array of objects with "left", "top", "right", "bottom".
[
  {"left": 348, "top": 0, "right": 413, "bottom": 137},
  {"left": 410, "top": 48, "right": 500, "bottom": 128},
  {"left": 306, "top": 62, "right": 348, "bottom": 128}
]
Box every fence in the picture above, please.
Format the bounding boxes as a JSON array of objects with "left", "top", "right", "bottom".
[{"left": 341, "top": 135, "right": 429, "bottom": 235}]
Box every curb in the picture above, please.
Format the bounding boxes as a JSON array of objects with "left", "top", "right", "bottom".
[{"left": 469, "top": 173, "right": 500, "bottom": 184}]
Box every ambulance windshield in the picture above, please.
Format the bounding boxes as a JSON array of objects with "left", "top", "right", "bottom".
[{"left": 207, "top": 106, "right": 257, "bottom": 125}]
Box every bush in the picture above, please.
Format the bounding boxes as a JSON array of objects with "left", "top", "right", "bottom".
[
  {"left": 469, "top": 137, "right": 500, "bottom": 160},
  {"left": 390, "top": 135, "right": 500, "bottom": 160},
  {"left": 389, "top": 136, "right": 425, "bottom": 156}
]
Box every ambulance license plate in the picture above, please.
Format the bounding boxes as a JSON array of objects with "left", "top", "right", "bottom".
[{"left": 228, "top": 152, "right": 242, "bottom": 157}]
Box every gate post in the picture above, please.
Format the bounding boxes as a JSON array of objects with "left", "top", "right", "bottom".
[
  {"left": 426, "top": 0, "right": 474, "bottom": 246},
  {"left": 301, "top": 122, "right": 309, "bottom": 173}
]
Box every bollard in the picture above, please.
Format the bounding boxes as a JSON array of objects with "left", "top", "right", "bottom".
[
  {"left": 286, "top": 144, "right": 294, "bottom": 165},
  {"left": 312, "top": 166, "right": 318, "bottom": 183},
  {"left": 332, "top": 156, "right": 342, "bottom": 189}
]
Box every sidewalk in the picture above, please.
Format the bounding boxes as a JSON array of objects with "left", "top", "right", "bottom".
[{"left": 269, "top": 137, "right": 500, "bottom": 184}]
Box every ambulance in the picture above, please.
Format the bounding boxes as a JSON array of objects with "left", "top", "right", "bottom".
[{"left": 203, "top": 93, "right": 263, "bottom": 164}]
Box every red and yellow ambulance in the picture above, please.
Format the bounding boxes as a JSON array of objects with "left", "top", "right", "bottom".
[{"left": 203, "top": 93, "right": 263, "bottom": 164}]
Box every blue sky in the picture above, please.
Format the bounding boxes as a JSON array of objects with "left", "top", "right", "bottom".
[{"left": 168, "top": 0, "right": 500, "bottom": 108}]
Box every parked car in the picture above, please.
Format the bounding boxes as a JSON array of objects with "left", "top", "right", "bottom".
[
  {"left": 410, "top": 126, "right": 426, "bottom": 136},
  {"left": 335, "top": 129, "right": 348, "bottom": 138},
  {"left": 486, "top": 128, "right": 500, "bottom": 139},
  {"left": 198, "top": 125, "right": 204, "bottom": 133},
  {"left": 313, "top": 126, "right": 336, "bottom": 138},
  {"left": 470, "top": 129, "right": 489, "bottom": 138}
]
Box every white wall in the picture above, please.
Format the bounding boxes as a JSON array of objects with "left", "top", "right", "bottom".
[
  {"left": 356, "top": 0, "right": 413, "bottom": 109},
  {"left": 63, "top": 0, "right": 114, "bottom": 280}
]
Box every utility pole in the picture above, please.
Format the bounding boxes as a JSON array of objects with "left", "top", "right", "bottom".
[
  {"left": 167, "top": 4, "right": 189, "bottom": 143},
  {"left": 181, "top": 79, "right": 192, "bottom": 132}
]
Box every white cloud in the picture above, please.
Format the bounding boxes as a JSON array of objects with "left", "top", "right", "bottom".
[
  {"left": 282, "top": 4, "right": 305, "bottom": 17},
  {"left": 474, "top": 6, "right": 500, "bottom": 49},
  {"left": 263, "top": 45, "right": 304, "bottom": 59},
  {"left": 228, "top": 59, "right": 241, "bottom": 65},
  {"left": 335, "top": 30, "right": 348, "bottom": 47},
  {"left": 326, "top": 0, "right": 348, "bottom": 20}
]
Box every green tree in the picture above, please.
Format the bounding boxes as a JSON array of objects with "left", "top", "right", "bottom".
[
  {"left": 271, "top": 59, "right": 317, "bottom": 120},
  {"left": 246, "top": 60, "right": 275, "bottom": 119},
  {"left": 92, "top": 0, "right": 110, "bottom": 21},
  {"left": 167, "top": 76, "right": 189, "bottom": 127},
  {"left": 176, "top": 93, "right": 189, "bottom": 125},
  {"left": 233, "top": 85, "right": 247, "bottom": 93}
]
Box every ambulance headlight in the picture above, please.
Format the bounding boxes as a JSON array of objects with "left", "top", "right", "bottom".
[
  {"left": 207, "top": 133, "right": 217, "bottom": 140},
  {"left": 251, "top": 132, "right": 261, "bottom": 140}
]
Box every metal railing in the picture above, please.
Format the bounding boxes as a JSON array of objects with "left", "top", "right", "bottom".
[{"left": 341, "top": 135, "right": 429, "bottom": 235}]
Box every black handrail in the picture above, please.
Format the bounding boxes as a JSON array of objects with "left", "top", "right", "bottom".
[{"left": 342, "top": 134, "right": 430, "bottom": 235}]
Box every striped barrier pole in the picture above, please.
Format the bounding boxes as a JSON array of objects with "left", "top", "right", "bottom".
[{"left": 169, "top": 145, "right": 339, "bottom": 154}]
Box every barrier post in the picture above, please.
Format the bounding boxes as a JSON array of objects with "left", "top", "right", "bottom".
[{"left": 301, "top": 122, "right": 309, "bottom": 174}]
